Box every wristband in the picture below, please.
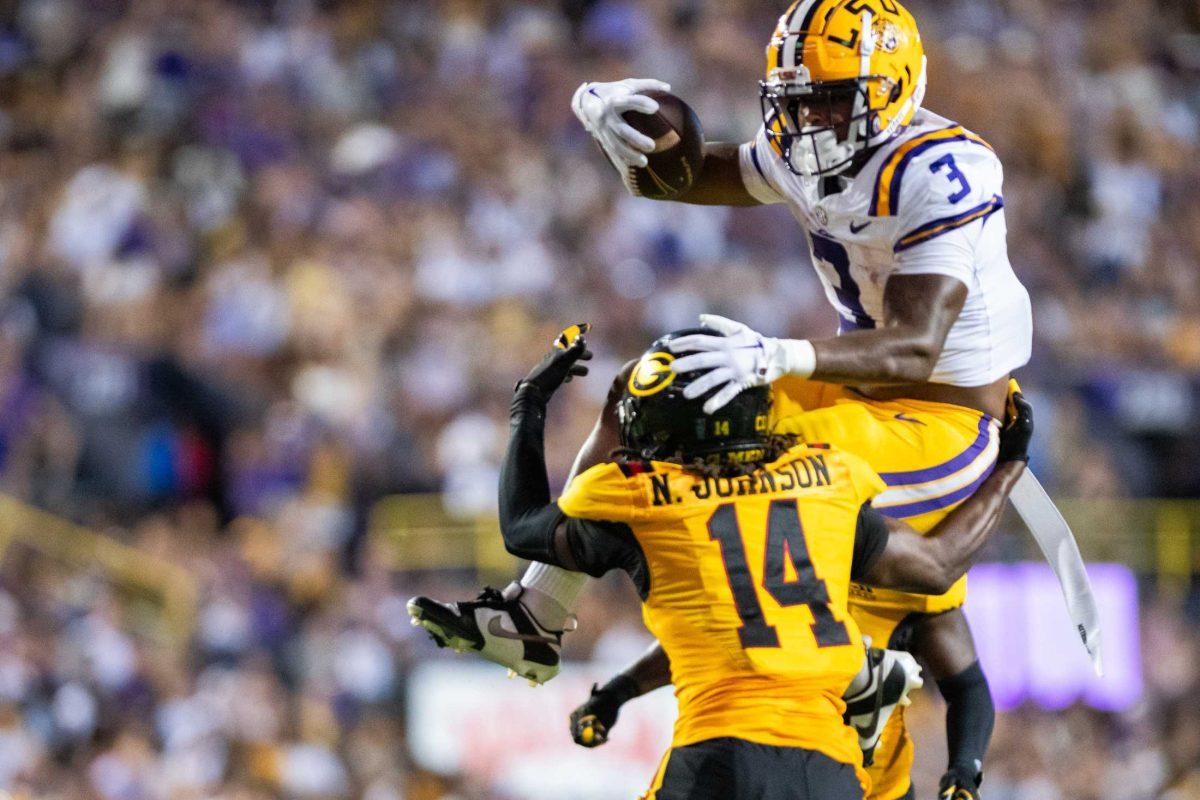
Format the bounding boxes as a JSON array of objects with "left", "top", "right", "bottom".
[
  {"left": 777, "top": 338, "right": 816, "bottom": 379},
  {"left": 598, "top": 673, "right": 642, "bottom": 706}
]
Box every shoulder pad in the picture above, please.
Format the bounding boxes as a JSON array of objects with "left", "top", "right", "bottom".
[
  {"left": 557, "top": 462, "right": 639, "bottom": 523},
  {"left": 884, "top": 129, "right": 1005, "bottom": 253},
  {"left": 870, "top": 124, "right": 997, "bottom": 218}
]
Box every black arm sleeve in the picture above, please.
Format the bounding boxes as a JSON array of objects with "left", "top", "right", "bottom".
[
  {"left": 851, "top": 502, "right": 890, "bottom": 582},
  {"left": 498, "top": 386, "right": 649, "bottom": 597},
  {"left": 497, "top": 385, "right": 563, "bottom": 564}
]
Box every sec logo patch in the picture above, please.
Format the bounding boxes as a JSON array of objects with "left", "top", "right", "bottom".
[{"left": 628, "top": 351, "right": 677, "bottom": 396}]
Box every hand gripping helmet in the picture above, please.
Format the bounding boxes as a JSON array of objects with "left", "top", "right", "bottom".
[
  {"left": 617, "top": 329, "right": 772, "bottom": 468},
  {"left": 761, "top": 0, "right": 927, "bottom": 177}
]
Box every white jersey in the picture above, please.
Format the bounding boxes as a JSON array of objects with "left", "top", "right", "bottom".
[{"left": 738, "top": 109, "right": 1032, "bottom": 387}]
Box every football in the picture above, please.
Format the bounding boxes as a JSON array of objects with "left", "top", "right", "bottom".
[{"left": 621, "top": 90, "right": 705, "bottom": 200}]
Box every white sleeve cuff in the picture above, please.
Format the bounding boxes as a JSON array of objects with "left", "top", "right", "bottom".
[
  {"left": 738, "top": 141, "right": 785, "bottom": 205},
  {"left": 778, "top": 338, "right": 816, "bottom": 379}
]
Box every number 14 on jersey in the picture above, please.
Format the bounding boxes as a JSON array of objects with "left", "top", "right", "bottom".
[{"left": 708, "top": 499, "right": 852, "bottom": 650}]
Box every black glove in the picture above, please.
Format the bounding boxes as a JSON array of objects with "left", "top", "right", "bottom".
[
  {"left": 997, "top": 386, "right": 1033, "bottom": 464},
  {"left": 517, "top": 323, "right": 593, "bottom": 400},
  {"left": 568, "top": 674, "right": 639, "bottom": 748},
  {"left": 939, "top": 764, "right": 982, "bottom": 799}
]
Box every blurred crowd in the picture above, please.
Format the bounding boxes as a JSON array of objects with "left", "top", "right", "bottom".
[
  {"left": 0, "top": 0, "right": 1198, "bottom": 798},
  {"left": 1, "top": 526, "right": 1198, "bottom": 800}
]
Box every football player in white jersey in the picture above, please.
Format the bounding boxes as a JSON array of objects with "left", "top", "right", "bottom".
[{"left": 409, "top": 2, "right": 1032, "bottom": 798}]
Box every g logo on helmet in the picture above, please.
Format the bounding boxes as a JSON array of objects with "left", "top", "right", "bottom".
[{"left": 628, "top": 351, "right": 677, "bottom": 397}]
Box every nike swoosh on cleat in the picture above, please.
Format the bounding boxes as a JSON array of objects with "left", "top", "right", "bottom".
[
  {"left": 487, "top": 616, "right": 557, "bottom": 644},
  {"left": 849, "top": 221, "right": 872, "bottom": 234}
]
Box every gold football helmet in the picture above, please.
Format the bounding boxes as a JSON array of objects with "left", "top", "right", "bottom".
[{"left": 761, "top": 0, "right": 927, "bottom": 177}]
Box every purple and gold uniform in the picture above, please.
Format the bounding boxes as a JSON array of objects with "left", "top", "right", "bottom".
[{"left": 771, "top": 376, "right": 998, "bottom": 799}]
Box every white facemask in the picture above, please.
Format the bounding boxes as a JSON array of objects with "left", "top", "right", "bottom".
[{"left": 788, "top": 125, "right": 862, "bottom": 178}]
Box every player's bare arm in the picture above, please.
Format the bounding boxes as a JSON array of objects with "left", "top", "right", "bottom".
[
  {"left": 667, "top": 305, "right": 1010, "bottom": 420},
  {"left": 819, "top": 271, "right": 1011, "bottom": 418},
  {"left": 861, "top": 461, "right": 1022, "bottom": 594},
  {"left": 681, "top": 272, "right": 1010, "bottom": 413},
  {"left": 566, "top": 359, "right": 635, "bottom": 482},
  {"left": 676, "top": 143, "right": 761, "bottom": 207},
  {"left": 809, "top": 273, "right": 966, "bottom": 386}
]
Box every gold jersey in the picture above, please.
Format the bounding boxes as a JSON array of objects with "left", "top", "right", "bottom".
[{"left": 558, "top": 442, "right": 886, "bottom": 780}]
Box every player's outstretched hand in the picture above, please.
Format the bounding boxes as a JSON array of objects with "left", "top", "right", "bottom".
[
  {"left": 668, "top": 314, "right": 787, "bottom": 414},
  {"left": 572, "top": 79, "right": 671, "bottom": 169},
  {"left": 519, "top": 324, "right": 592, "bottom": 400},
  {"left": 998, "top": 382, "right": 1033, "bottom": 464},
  {"left": 569, "top": 676, "right": 637, "bottom": 748},
  {"left": 938, "top": 765, "right": 981, "bottom": 800}
]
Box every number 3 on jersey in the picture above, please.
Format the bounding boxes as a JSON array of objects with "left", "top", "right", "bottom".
[
  {"left": 708, "top": 499, "right": 851, "bottom": 650},
  {"left": 930, "top": 153, "right": 971, "bottom": 204}
]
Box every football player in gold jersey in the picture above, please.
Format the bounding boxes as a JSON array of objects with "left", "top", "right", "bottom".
[{"left": 475, "top": 329, "right": 1029, "bottom": 799}]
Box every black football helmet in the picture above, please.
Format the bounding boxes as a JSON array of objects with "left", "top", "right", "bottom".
[{"left": 617, "top": 328, "right": 772, "bottom": 467}]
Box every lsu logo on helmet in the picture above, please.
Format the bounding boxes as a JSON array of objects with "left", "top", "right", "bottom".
[{"left": 761, "top": 0, "right": 927, "bottom": 177}]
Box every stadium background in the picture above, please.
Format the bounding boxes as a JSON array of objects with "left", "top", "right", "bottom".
[{"left": 0, "top": 0, "right": 1198, "bottom": 797}]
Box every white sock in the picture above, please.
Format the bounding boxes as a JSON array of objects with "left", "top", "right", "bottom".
[{"left": 517, "top": 562, "right": 589, "bottom": 631}]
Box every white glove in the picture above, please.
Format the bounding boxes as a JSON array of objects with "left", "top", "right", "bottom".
[
  {"left": 571, "top": 78, "right": 672, "bottom": 170},
  {"left": 668, "top": 314, "right": 816, "bottom": 414}
]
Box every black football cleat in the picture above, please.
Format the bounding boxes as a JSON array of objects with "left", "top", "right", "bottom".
[
  {"left": 843, "top": 647, "right": 924, "bottom": 765},
  {"left": 407, "top": 585, "right": 565, "bottom": 685}
]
